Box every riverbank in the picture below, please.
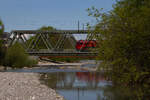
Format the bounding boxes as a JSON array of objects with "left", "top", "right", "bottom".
[
  {"left": 0, "top": 60, "right": 98, "bottom": 72},
  {"left": 37, "top": 60, "right": 96, "bottom": 66},
  {"left": 0, "top": 61, "right": 99, "bottom": 74},
  {"left": 37, "top": 60, "right": 98, "bottom": 71},
  {"left": 0, "top": 72, "right": 64, "bottom": 100}
]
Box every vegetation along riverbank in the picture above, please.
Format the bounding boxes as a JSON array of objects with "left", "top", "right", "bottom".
[{"left": 89, "top": 0, "right": 150, "bottom": 99}]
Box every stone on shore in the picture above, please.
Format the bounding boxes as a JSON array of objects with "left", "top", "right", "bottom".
[{"left": 0, "top": 72, "right": 64, "bottom": 100}]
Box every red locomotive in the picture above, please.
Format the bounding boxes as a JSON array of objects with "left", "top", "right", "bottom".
[{"left": 75, "top": 40, "right": 96, "bottom": 51}]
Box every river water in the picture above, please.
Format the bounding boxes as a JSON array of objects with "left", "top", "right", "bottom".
[
  {"left": 39, "top": 72, "right": 112, "bottom": 100},
  {"left": 5, "top": 61, "right": 135, "bottom": 100}
]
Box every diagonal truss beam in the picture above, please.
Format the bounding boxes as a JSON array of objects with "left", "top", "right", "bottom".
[
  {"left": 27, "top": 34, "right": 41, "bottom": 50},
  {"left": 9, "top": 33, "right": 17, "bottom": 47},
  {"left": 9, "top": 32, "right": 28, "bottom": 49},
  {"left": 27, "top": 33, "right": 53, "bottom": 51},
  {"left": 67, "top": 34, "right": 76, "bottom": 49},
  {"left": 9, "top": 30, "right": 98, "bottom": 53},
  {"left": 54, "top": 34, "right": 67, "bottom": 50},
  {"left": 41, "top": 33, "right": 53, "bottom": 49}
]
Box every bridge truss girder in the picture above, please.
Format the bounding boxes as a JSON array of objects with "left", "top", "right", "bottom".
[
  {"left": 9, "top": 30, "right": 82, "bottom": 51},
  {"left": 9, "top": 30, "right": 98, "bottom": 57}
]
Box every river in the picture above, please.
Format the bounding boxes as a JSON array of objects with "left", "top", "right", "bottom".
[{"left": 4, "top": 60, "right": 135, "bottom": 100}]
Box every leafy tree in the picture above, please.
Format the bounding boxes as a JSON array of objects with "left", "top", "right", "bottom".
[
  {"left": 0, "top": 19, "right": 5, "bottom": 65},
  {"left": 0, "top": 19, "right": 4, "bottom": 35},
  {"left": 39, "top": 26, "right": 56, "bottom": 31},
  {"left": 4, "top": 43, "right": 37, "bottom": 68},
  {"left": 88, "top": 0, "right": 150, "bottom": 99}
]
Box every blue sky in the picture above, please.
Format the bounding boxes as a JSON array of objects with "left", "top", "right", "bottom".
[{"left": 0, "top": 0, "right": 116, "bottom": 32}]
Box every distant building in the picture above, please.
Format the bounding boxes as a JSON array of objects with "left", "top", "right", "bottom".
[{"left": 0, "top": 32, "right": 11, "bottom": 47}]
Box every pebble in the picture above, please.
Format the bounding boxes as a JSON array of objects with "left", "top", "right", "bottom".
[{"left": 0, "top": 72, "right": 64, "bottom": 100}]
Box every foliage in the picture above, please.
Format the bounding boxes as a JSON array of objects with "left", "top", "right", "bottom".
[
  {"left": 38, "top": 26, "right": 56, "bottom": 31},
  {"left": 0, "top": 20, "right": 5, "bottom": 65},
  {"left": 4, "top": 43, "right": 37, "bottom": 68},
  {"left": 0, "top": 19, "right": 4, "bottom": 36},
  {"left": 0, "top": 44, "right": 6, "bottom": 65},
  {"left": 88, "top": 0, "right": 150, "bottom": 99}
]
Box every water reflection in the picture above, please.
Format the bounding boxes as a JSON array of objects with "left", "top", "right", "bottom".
[
  {"left": 40, "top": 72, "right": 112, "bottom": 100},
  {"left": 4, "top": 66, "right": 140, "bottom": 100}
]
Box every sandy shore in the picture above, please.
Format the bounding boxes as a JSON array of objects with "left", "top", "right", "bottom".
[
  {"left": 37, "top": 61, "right": 93, "bottom": 66},
  {"left": 0, "top": 72, "right": 64, "bottom": 100},
  {"left": 37, "top": 61, "right": 98, "bottom": 71}
]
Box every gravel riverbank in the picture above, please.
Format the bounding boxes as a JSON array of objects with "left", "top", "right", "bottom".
[{"left": 0, "top": 72, "right": 64, "bottom": 100}]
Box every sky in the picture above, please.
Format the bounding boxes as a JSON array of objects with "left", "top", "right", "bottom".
[{"left": 0, "top": 0, "right": 116, "bottom": 32}]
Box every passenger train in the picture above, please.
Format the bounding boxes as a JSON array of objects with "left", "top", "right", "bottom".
[{"left": 75, "top": 40, "right": 96, "bottom": 51}]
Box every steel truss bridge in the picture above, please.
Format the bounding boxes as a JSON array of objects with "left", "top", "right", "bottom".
[{"left": 9, "top": 30, "right": 99, "bottom": 58}]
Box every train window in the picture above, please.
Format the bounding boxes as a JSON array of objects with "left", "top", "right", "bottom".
[{"left": 80, "top": 42, "right": 83, "bottom": 45}]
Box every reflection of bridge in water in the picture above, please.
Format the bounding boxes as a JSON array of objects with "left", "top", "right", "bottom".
[
  {"left": 9, "top": 30, "right": 99, "bottom": 58},
  {"left": 40, "top": 72, "right": 111, "bottom": 90}
]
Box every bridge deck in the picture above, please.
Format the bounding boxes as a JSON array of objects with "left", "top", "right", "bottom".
[{"left": 11, "top": 30, "right": 97, "bottom": 34}]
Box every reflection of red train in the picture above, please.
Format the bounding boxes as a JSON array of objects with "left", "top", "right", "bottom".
[
  {"left": 75, "top": 40, "right": 97, "bottom": 51},
  {"left": 76, "top": 72, "right": 106, "bottom": 82}
]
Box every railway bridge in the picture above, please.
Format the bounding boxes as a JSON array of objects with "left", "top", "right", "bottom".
[{"left": 8, "top": 30, "right": 99, "bottom": 58}]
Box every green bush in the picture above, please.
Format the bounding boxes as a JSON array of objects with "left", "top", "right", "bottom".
[{"left": 4, "top": 43, "right": 37, "bottom": 68}]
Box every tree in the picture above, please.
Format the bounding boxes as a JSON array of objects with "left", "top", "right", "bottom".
[
  {"left": 4, "top": 43, "right": 37, "bottom": 68},
  {"left": 0, "top": 19, "right": 4, "bottom": 35},
  {"left": 88, "top": 0, "right": 150, "bottom": 99},
  {"left": 0, "top": 19, "right": 5, "bottom": 65},
  {"left": 38, "top": 26, "right": 56, "bottom": 31}
]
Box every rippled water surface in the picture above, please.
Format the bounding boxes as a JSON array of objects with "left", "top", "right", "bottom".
[
  {"left": 39, "top": 72, "right": 113, "bottom": 100},
  {"left": 4, "top": 61, "right": 135, "bottom": 100},
  {"left": 5, "top": 66, "right": 113, "bottom": 100}
]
